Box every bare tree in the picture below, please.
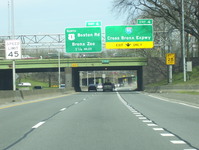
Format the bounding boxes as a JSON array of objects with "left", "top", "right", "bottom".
[{"left": 113, "top": 0, "right": 199, "bottom": 40}]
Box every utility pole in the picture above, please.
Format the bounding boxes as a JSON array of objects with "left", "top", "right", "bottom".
[
  {"left": 11, "top": 0, "right": 16, "bottom": 91},
  {"left": 182, "top": 0, "right": 187, "bottom": 82}
]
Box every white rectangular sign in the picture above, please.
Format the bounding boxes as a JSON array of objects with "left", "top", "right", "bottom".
[{"left": 5, "top": 40, "right": 22, "bottom": 59}]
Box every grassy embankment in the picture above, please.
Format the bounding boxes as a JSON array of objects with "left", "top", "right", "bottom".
[
  {"left": 16, "top": 79, "right": 53, "bottom": 89},
  {"left": 148, "top": 66, "right": 199, "bottom": 95}
]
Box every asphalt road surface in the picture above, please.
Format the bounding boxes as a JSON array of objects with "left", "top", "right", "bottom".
[{"left": 0, "top": 89, "right": 198, "bottom": 150}]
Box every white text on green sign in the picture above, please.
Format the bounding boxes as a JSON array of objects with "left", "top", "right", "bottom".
[
  {"left": 65, "top": 27, "right": 102, "bottom": 53},
  {"left": 86, "top": 21, "right": 101, "bottom": 27},
  {"left": 137, "top": 19, "right": 153, "bottom": 25}
]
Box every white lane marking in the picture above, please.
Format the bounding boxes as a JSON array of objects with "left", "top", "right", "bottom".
[
  {"left": 139, "top": 117, "right": 147, "bottom": 120},
  {"left": 143, "top": 120, "right": 152, "bottom": 123},
  {"left": 133, "top": 112, "right": 141, "bottom": 115},
  {"left": 32, "top": 121, "right": 45, "bottom": 129},
  {"left": 132, "top": 110, "right": 137, "bottom": 113},
  {"left": 147, "top": 123, "right": 158, "bottom": 127},
  {"left": 153, "top": 128, "right": 164, "bottom": 131},
  {"left": 184, "top": 149, "right": 197, "bottom": 150},
  {"left": 136, "top": 114, "right": 143, "bottom": 117},
  {"left": 160, "top": 133, "right": 174, "bottom": 137},
  {"left": 170, "top": 140, "right": 186, "bottom": 144},
  {"left": 60, "top": 108, "right": 66, "bottom": 111},
  {"left": 75, "top": 102, "right": 79, "bottom": 104},
  {"left": 148, "top": 95, "right": 199, "bottom": 109},
  {"left": 83, "top": 98, "right": 86, "bottom": 101}
]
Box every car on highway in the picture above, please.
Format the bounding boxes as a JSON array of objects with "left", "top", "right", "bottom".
[
  {"left": 96, "top": 83, "right": 103, "bottom": 89},
  {"left": 18, "top": 82, "right": 31, "bottom": 87},
  {"left": 103, "top": 82, "right": 115, "bottom": 92},
  {"left": 88, "top": 84, "right": 97, "bottom": 92},
  {"left": 22, "top": 55, "right": 39, "bottom": 59}
]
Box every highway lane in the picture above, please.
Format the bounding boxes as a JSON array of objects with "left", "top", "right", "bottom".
[
  {"left": 0, "top": 90, "right": 198, "bottom": 150},
  {"left": 119, "top": 91, "right": 199, "bottom": 149}
]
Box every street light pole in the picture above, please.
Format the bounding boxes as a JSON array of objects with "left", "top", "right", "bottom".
[
  {"left": 11, "top": 0, "right": 16, "bottom": 91},
  {"left": 58, "top": 50, "right": 61, "bottom": 88},
  {"left": 182, "top": 0, "right": 187, "bottom": 82}
]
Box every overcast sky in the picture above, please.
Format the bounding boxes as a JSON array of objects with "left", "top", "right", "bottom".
[{"left": 0, "top": 0, "right": 126, "bottom": 35}]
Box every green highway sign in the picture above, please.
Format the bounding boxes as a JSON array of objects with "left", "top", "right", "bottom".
[
  {"left": 65, "top": 27, "right": 102, "bottom": 53},
  {"left": 102, "top": 60, "right": 110, "bottom": 64},
  {"left": 105, "top": 25, "right": 154, "bottom": 49},
  {"left": 137, "top": 19, "right": 153, "bottom": 25},
  {"left": 86, "top": 21, "right": 101, "bottom": 27}
]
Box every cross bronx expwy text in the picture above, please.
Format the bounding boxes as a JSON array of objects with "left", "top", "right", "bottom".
[{"left": 107, "top": 36, "right": 152, "bottom": 41}]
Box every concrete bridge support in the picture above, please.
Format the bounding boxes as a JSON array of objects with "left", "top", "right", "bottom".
[
  {"left": 137, "top": 67, "right": 144, "bottom": 91},
  {"left": 0, "top": 69, "right": 13, "bottom": 90},
  {"left": 64, "top": 67, "right": 72, "bottom": 89}
]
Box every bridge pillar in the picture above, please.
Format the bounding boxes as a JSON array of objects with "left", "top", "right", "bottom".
[
  {"left": 64, "top": 67, "right": 73, "bottom": 89},
  {"left": 0, "top": 69, "right": 13, "bottom": 90},
  {"left": 72, "top": 68, "right": 81, "bottom": 92},
  {"left": 137, "top": 67, "right": 144, "bottom": 91}
]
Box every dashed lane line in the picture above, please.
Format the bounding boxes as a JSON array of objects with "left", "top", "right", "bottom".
[
  {"left": 170, "top": 140, "right": 186, "bottom": 144},
  {"left": 32, "top": 121, "right": 45, "bottom": 129},
  {"left": 160, "top": 133, "right": 175, "bottom": 137}
]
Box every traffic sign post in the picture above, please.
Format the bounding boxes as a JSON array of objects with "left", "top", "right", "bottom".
[
  {"left": 105, "top": 25, "right": 154, "bottom": 49},
  {"left": 166, "top": 53, "right": 176, "bottom": 65},
  {"left": 65, "top": 27, "right": 102, "bottom": 53},
  {"left": 5, "top": 39, "right": 21, "bottom": 59},
  {"left": 5, "top": 39, "right": 21, "bottom": 91}
]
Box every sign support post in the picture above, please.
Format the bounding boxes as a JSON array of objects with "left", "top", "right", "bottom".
[
  {"left": 166, "top": 53, "right": 176, "bottom": 83},
  {"left": 11, "top": 0, "right": 16, "bottom": 91}
]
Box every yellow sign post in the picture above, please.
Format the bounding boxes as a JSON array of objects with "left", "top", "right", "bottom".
[{"left": 166, "top": 53, "right": 176, "bottom": 65}]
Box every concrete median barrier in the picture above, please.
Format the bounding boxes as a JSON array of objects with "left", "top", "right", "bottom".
[{"left": 0, "top": 87, "right": 75, "bottom": 106}]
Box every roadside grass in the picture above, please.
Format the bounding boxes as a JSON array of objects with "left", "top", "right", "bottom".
[
  {"left": 147, "top": 66, "right": 199, "bottom": 95},
  {"left": 148, "top": 66, "right": 199, "bottom": 86},
  {"left": 174, "top": 91, "right": 199, "bottom": 95}
]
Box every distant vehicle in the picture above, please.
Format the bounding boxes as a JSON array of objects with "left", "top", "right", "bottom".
[
  {"left": 88, "top": 84, "right": 97, "bottom": 92},
  {"left": 60, "top": 84, "right": 65, "bottom": 88},
  {"left": 22, "top": 55, "right": 38, "bottom": 59},
  {"left": 63, "top": 53, "right": 71, "bottom": 58},
  {"left": 112, "top": 53, "right": 126, "bottom": 57},
  {"left": 78, "top": 53, "right": 100, "bottom": 58},
  {"left": 18, "top": 82, "right": 31, "bottom": 87},
  {"left": 96, "top": 83, "right": 103, "bottom": 89},
  {"left": 45, "top": 53, "right": 58, "bottom": 59},
  {"left": 103, "top": 82, "right": 115, "bottom": 92},
  {"left": 33, "top": 86, "right": 42, "bottom": 89}
]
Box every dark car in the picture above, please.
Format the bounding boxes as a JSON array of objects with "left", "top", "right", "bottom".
[
  {"left": 33, "top": 86, "right": 43, "bottom": 89},
  {"left": 88, "top": 84, "right": 97, "bottom": 92},
  {"left": 103, "top": 82, "right": 115, "bottom": 92}
]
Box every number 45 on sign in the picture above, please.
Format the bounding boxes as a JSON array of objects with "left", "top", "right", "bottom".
[{"left": 5, "top": 40, "right": 22, "bottom": 60}]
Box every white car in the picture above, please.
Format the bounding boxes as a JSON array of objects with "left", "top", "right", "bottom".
[
  {"left": 97, "top": 84, "right": 103, "bottom": 89},
  {"left": 18, "top": 82, "right": 31, "bottom": 87}
]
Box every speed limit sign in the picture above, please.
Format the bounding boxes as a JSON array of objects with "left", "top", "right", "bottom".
[{"left": 5, "top": 40, "right": 22, "bottom": 60}]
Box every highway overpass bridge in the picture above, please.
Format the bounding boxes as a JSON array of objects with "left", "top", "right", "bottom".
[{"left": 0, "top": 57, "right": 147, "bottom": 91}]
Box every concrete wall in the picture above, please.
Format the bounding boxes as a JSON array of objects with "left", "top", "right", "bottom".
[
  {"left": 0, "top": 88, "right": 75, "bottom": 106},
  {"left": 145, "top": 85, "right": 199, "bottom": 93}
]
